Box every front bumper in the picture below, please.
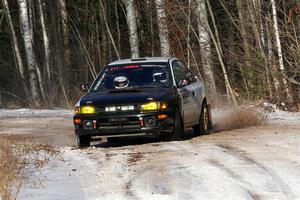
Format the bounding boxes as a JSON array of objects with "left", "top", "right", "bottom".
[{"left": 73, "top": 112, "right": 174, "bottom": 138}]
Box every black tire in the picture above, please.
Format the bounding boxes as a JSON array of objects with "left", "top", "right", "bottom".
[
  {"left": 208, "top": 104, "right": 213, "bottom": 129},
  {"left": 76, "top": 135, "right": 91, "bottom": 148},
  {"left": 160, "top": 108, "right": 183, "bottom": 141},
  {"left": 193, "top": 102, "right": 210, "bottom": 136}
]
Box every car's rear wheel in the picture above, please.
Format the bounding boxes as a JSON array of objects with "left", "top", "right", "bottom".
[
  {"left": 193, "top": 102, "right": 210, "bottom": 136},
  {"left": 160, "top": 108, "right": 183, "bottom": 141},
  {"left": 76, "top": 135, "right": 91, "bottom": 148}
]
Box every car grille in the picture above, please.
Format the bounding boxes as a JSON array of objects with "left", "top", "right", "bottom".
[
  {"left": 96, "top": 104, "right": 140, "bottom": 114},
  {"left": 98, "top": 116, "right": 140, "bottom": 130}
]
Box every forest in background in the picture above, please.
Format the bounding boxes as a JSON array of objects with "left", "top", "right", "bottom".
[{"left": 0, "top": 0, "right": 299, "bottom": 109}]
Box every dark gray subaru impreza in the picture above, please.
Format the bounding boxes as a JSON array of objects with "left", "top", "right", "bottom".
[{"left": 73, "top": 57, "right": 212, "bottom": 147}]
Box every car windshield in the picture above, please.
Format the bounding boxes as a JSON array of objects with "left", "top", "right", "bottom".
[{"left": 91, "top": 62, "right": 172, "bottom": 92}]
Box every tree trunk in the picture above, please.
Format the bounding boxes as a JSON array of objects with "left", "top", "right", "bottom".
[
  {"left": 206, "top": 0, "right": 237, "bottom": 105},
  {"left": 99, "top": 0, "right": 120, "bottom": 59},
  {"left": 18, "top": 0, "right": 40, "bottom": 103},
  {"left": 155, "top": 0, "right": 170, "bottom": 57},
  {"left": 266, "top": 12, "right": 280, "bottom": 99},
  {"left": 122, "top": 0, "right": 139, "bottom": 58},
  {"left": 49, "top": 0, "right": 70, "bottom": 107},
  {"left": 0, "top": 11, "right": 4, "bottom": 28},
  {"left": 58, "top": 0, "right": 70, "bottom": 67},
  {"left": 99, "top": 2, "right": 108, "bottom": 67},
  {"left": 270, "top": 0, "right": 293, "bottom": 103},
  {"left": 236, "top": 0, "right": 252, "bottom": 94},
  {"left": 37, "top": 0, "right": 51, "bottom": 81},
  {"left": 2, "top": 0, "right": 29, "bottom": 98},
  {"left": 196, "top": 0, "right": 217, "bottom": 103},
  {"left": 58, "top": 0, "right": 73, "bottom": 104},
  {"left": 115, "top": 1, "right": 121, "bottom": 54},
  {"left": 187, "top": 0, "right": 191, "bottom": 69},
  {"left": 255, "top": 0, "right": 273, "bottom": 99}
]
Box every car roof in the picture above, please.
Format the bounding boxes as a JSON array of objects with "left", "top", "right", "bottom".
[{"left": 107, "top": 57, "right": 176, "bottom": 66}]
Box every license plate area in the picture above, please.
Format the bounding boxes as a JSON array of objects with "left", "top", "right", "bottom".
[
  {"left": 100, "top": 117, "right": 140, "bottom": 129},
  {"left": 108, "top": 117, "right": 128, "bottom": 122}
]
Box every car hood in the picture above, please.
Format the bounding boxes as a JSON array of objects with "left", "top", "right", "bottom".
[{"left": 80, "top": 88, "right": 173, "bottom": 106}]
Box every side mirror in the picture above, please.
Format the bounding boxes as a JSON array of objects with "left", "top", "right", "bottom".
[
  {"left": 80, "top": 83, "right": 90, "bottom": 92},
  {"left": 178, "top": 79, "right": 189, "bottom": 88}
]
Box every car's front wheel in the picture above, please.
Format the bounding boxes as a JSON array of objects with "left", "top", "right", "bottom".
[
  {"left": 160, "top": 108, "right": 183, "bottom": 141},
  {"left": 76, "top": 135, "right": 91, "bottom": 148},
  {"left": 193, "top": 102, "right": 210, "bottom": 136}
]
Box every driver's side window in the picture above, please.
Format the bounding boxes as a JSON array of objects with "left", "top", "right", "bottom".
[{"left": 172, "top": 60, "right": 190, "bottom": 87}]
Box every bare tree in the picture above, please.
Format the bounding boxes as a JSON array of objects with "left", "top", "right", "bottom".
[
  {"left": 37, "top": 0, "right": 51, "bottom": 81},
  {"left": 18, "top": 0, "right": 40, "bottom": 102},
  {"left": 236, "top": 0, "right": 252, "bottom": 93},
  {"left": 196, "top": 0, "right": 217, "bottom": 102},
  {"left": 155, "top": 0, "right": 170, "bottom": 57},
  {"left": 115, "top": 1, "right": 121, "bottom": 54},
  {"left": 0, "top": 10, "right": 4, "bottom": 28},
  {"left": 270, "top": 0, "right": 294, "bottom": 103},
  {"left": 122, "top": 0, "right": 139, "bottom": 58},
  {"left": 99, "top": 0, "right": 120, "bottom": 59},
  {"left": 206, "top": 0, "right": 237, "bottom": 104},
  {"left": 58, "top": 0, "right": 70, "bottom": 67},
  {"left": 187, "top": 0, "right": 191, "bottom": 68},
  {"left": 266, "top": 12, "right": 280, "bottom": 98},
  {"left": 2, "top": 0, "right": 29, "bottom": 97}
]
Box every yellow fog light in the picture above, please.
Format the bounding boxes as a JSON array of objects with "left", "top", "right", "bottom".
[
  {"left": 81, "top": 106, "right": 96, "bottom": 114},
  {"left": 141, "top": 102, "right": 159, "bottom": 111}
]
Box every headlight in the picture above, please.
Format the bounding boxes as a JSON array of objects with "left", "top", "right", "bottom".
[
  {"left": 75, "top": 105, "right": 96, "bottom": 114},
  {"left": 141, "top": 102, "right": 158, "bottom": 111},
  {"left": 140, "top": 101, "right": 167, "bottom": 111}
]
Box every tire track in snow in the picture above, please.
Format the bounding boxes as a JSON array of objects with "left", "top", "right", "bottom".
[
  {"left": 123, "top": 152, "right": 143, "bottom": 200},
  {"left": 66, "top": 147, "right": 141, "bottom": 200},
  {"left": 122, "top": 150, "right": 173, "bottom": 199},
  {"left": 148, "top": 141, "right": 212, "bottom": 199},
  {"left": 112, "top": 142, "right": 201, "bottom": 199},
  {"left": 160, "top": 140, "right": 295, "bottom": 199},
  {"left": 207, "top": 159, "right": 262, "bottom": 200},
  {"left": 100, "top": 147, "right": 173, "bottom": 200},
  {"left": 215, "top": 144, "right": 295, "bottom": 199}
]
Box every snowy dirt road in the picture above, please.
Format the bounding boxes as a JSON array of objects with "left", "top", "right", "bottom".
[{"left": 1, "top": 108, "right": 300, "bottom": 200}]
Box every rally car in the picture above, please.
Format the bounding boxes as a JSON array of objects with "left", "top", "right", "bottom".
[{"left": 73, "top": 57, "right": 212, "bottom": 147}]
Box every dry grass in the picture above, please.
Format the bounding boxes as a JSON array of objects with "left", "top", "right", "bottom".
[
  {"left": 214, "top": 106, "right": 266, "bottom": 132},
  {"left": 0, "top": 135, "right": 58, "bottom": 200}
]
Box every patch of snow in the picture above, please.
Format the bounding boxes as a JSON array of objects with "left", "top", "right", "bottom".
[
  {"left": 19, "top": 147, "right": 130, "bottom": 200},
  {"left": 19, "top": 136, "right": 300, "bottom": 200},
  {"left": 0, "top": 109, "right": 72, "bottom": 119},
  {"left": 4, "top": 106, "right": 300, "bottom": 200},
  {"left": 267, "top": 109, "right": 300, "bottom": 125}
]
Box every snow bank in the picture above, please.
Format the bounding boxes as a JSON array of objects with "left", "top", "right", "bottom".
[
  {"left": 267, "top": 109, "right": 300, "bottom": 124},
  {"left": 262, "top": 102, "right": 300, "bottom": 125}
]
